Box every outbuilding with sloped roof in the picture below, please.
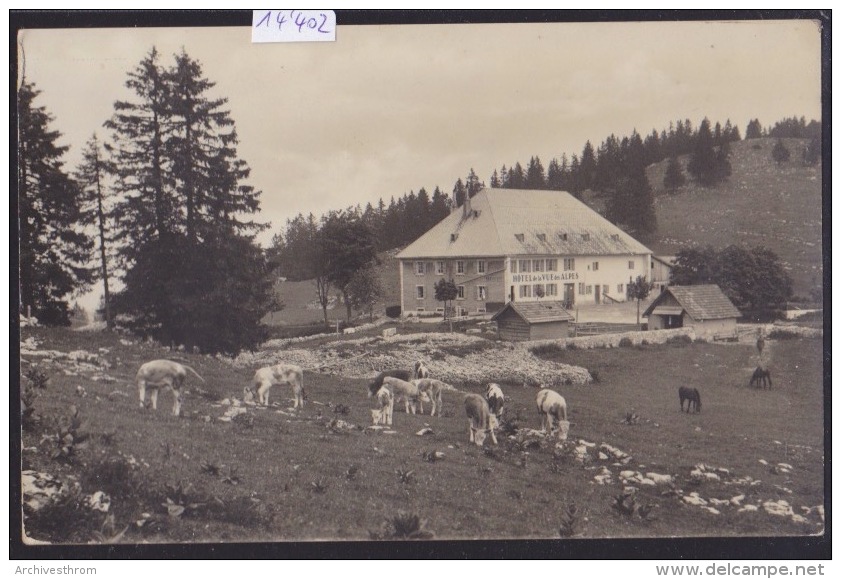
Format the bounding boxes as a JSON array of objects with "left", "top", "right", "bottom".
[
  {"left": 643, "top": 284, "right": 741, "bottom": 340},
  {"left": 490, "top": 300, "right": 575, "bottom": 342}
]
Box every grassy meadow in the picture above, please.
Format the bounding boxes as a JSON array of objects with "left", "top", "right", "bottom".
[{"left": 19, "top": 325, "right": 825, "bottom": 545}]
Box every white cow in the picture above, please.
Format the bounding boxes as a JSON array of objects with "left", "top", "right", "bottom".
[
  {"left": 136, "top": 359, "right": 205, "bottom": 417},
  {"left": 536, "top": 388, "right": 570, "bottom": 441},
  {"left": 464, "top": 393, "right": 499, "bottom": 446},
  {"left": 370, "top": 386, "right": 394, "bottom": 426},
  {"left": 250, "top": 364, "right": 306, "bottom": 408}
]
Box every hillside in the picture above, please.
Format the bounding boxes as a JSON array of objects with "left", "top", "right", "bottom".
[
  {"left": 644, "top": 138, "right": 822, "bottom": 298},
  {"left": 264, "top": 249, "right": 402, "bottom": 326},
  {"left": 267, "top": 137, "right": 822, "bottom": 325}
]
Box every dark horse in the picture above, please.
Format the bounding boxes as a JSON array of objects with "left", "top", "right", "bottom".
[
  {"left": 678, "top": 386, "right": 702, "bottom": 413},
  {"left": 749, "top": 366, "right": 772, "bottom": 389}
]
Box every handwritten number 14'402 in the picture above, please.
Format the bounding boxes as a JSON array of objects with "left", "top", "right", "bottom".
[{"left": 256, "top": 11, "right": 332, "bottom": 35}]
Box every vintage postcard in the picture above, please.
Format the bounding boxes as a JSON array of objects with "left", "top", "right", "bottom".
[{"left": 13, "top": 12, "right": 827, "bottom": 559}]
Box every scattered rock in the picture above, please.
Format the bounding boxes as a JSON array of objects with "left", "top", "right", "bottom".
[
  {"left": 416, "top": 427, "right": 434, "bottom": 436},
  {"left": 646, "top": 472, "right": 674, "bottom": 485},
  {"left": 86, "top": 491, "right": 111, "bottom": 512}
]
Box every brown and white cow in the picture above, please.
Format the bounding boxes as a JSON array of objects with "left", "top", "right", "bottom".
[
  {"left": 485, "top": 383, "right": 505, "bottom": 417},
  {"left": 413, "top": 360, "right": 430, "bottom": 380},
  {"left": 536, "top": 388, "right": 570, "bottom": 441},
  {"left": 250, "top": 363, "right": 306, "bottom": 408},
  {"left": 464, "top": 393, "right": 499, "bottom": 446},
  {"left": 137, "top": 359, "right": 205, "bottom": 417}
]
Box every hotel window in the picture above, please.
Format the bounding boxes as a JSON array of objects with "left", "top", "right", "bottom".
[
  {"left": 581, "top": 233, "right": 590, "bottom": 241},
  {"left": 416, "top": 286, "right": 425, "bottom": 299},
  {"left": 559, "top": 232, "right": 568, "bottom": 241},
  {"left": 628, "top": 260, "right": 635, "bottom": 270},
  {"left": 515, "top": 233, "right": 525, "bottom": 242},
  {"left": 564, "top": 258, "right": 575, "bottom": 271},
  {"left": 618, "top": 283, "right": 624, "bottom": 294},
  {"left": 546, "top": 259, "right": 558, "bottom": 271},
  {"left": 457, "top": 285, "right": 465, "bottom": 299},
  {"left": 456, "top": 261, "right": 465, "bottom": 275},
  {"left": 586, "top": 285, "right": 593, "bottom": 295},
  {"left": 578, "top": 282, "right": 585, "bottom": 294},
  {"left": 510, "top": 260, "right": 518, "bottom": 273},
  {"left": 519, "top": 285, "right": 532, "bottom": 298},
  {"left": 533, "top": 259, "right": 544, "bottom": 272},
  {"left": 592, "top": 261, "right": 599, "bottom": 271},
  {"left": 476, "top": 286, "right": 487, "bottom": 300},
  {"left": 537, "top": 233, "right": 546, "bottom": 242},
  {"left": 477, "top": 260, "right": 486, "bottom": 274},
  {"left": 519, "top": 259, "right": 532, "bottom": 273},
  {"left": 603, "top": 285, "right": 609, "bottom": 295},
  {"left": 415, "top": 262, "right": 425, "bottom": 275},
  {"left": 436, "top": 261, "right": 445, "bottom": 275},
  {"left": 546, "top": 283, "right": 558, "bottom": 296},
  {"left": 533, "top": 284, "right": 545, "bottom": 297}
]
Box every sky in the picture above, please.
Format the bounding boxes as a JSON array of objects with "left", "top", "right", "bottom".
[{"left": 15, "top": 16, "right": 823, "bottom": 310}]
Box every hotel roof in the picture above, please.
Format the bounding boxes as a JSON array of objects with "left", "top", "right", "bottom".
[{"left": 396, "top": 188, "right": 652, "bottom": 259}]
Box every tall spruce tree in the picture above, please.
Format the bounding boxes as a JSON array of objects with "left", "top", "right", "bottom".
[
  {"left": 687, "top": 118, "right": 730, "bottom": 187},
  {"left": 75, "top": 134, "right": 115, "bottom": 328},
  {"left": 18, "top": 81, "right": 95, "bottom": 325},
  {"left": 106, "top": 47, "right": 274, "bottom": 353},
  {"left": 465, "top": 168, "right": 483, "bottom": 198},
  {"left": 605, "top": 132, "right": 656, "bottom": 238},
  {"left": 579, "top": 141, "right": 597, "bottom": 191},
  {"left": 525, "top": 156, "right": 546, "bottom": 189}
]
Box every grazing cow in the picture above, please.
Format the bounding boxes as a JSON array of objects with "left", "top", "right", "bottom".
[
  {"left": 536, "top": 388, "right": 570, "bottom": 440},
  {"left": 678, "top": 386, "right": 702, "bottom": 413},
  {"left": 749, "top": 366, "right": 772, "bottom": 389},
  {"left": 485, "top": 383, "right": 505, "bottom": 417},
  {"left": 382, "top": 376, "right": 423, "bottom": 414},
  {"left": 413, "top": 360, "right": 430, "bottom": 380},
  {"left": 464, "top": 393, "right": 499, "bottom": 446},
  {"left": 136, "top": 359, "right": 205, "bottom": 417},
  {"left": 412, "top": 378, "right": 449, "bottom": 417},
  {"left": 368, "top": 369, "right": 412, "bottom": 398},
  {"left": 370, "top": 386, "right": 394, "bottom": 426},
  {"left": 250, "top": 364, "right": 306, "bottom": 408}
]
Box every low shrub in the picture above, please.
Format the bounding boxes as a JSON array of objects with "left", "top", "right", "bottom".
[
  {"left": 618, "top": 337, "right": 634, "bottom": 348},
  {"left": 385, "top": 305, "right": 402, "bottom": 318},
  {"left": 530, "top": 343, "right": 565, "bottom": 356},
  {"left": 768, "top": 328, "right": 801, "bottom": 340},
  {"left": 666, "top": 334, "right": 693, "bottom": 346},
  {"left": 24, "top": 484, "right": 104, "bottom": 543}
]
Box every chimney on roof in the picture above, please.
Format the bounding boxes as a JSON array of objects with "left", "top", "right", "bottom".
[{"left": 462, "top": 193, "right": 472, "bottom": 219}]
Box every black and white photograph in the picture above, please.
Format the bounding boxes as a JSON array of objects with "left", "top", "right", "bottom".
[{"left": 13, "top": 11, "right": 828, "bottom": 556}]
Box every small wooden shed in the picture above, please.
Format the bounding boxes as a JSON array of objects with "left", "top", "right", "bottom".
[
  {"left": 491, "top": 301, "right": 574, "bottom": 342},
  {"left": 643, "top": 284, "right": 741, "bottom": 340}
]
